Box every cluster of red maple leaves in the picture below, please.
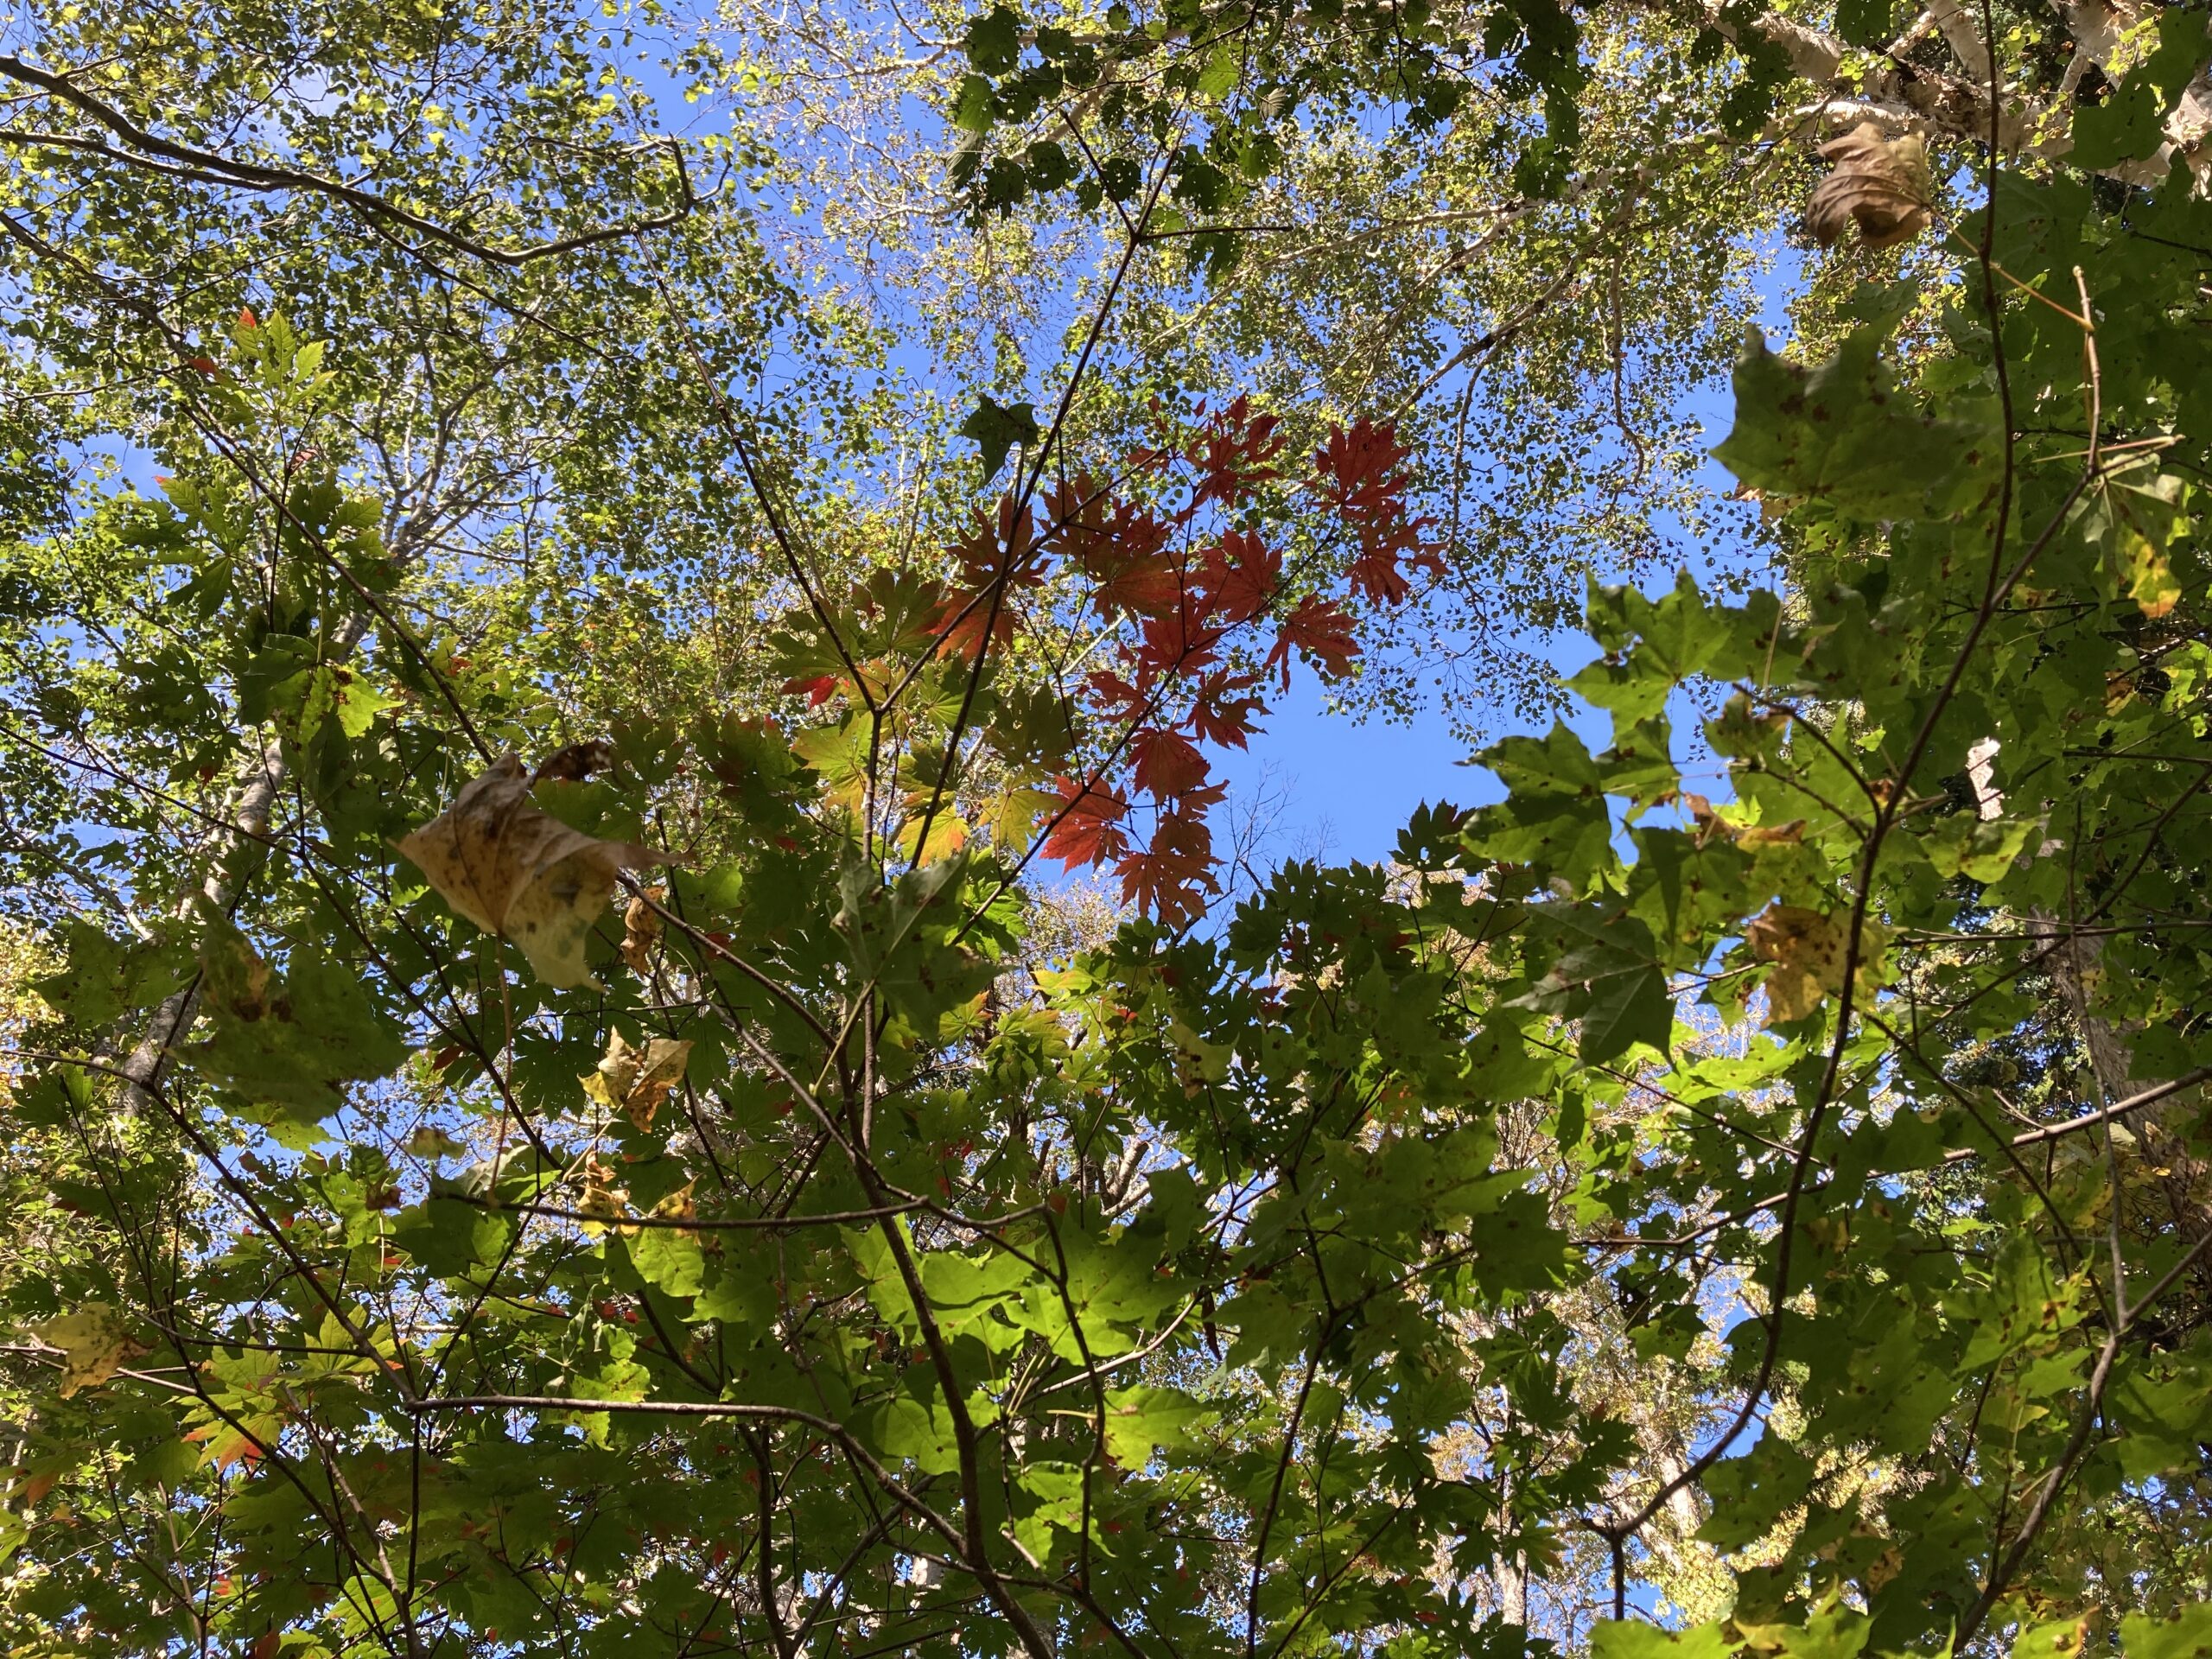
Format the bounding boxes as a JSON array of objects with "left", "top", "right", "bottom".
[{"left": 923, "top": 397, "right": 1439, "bottom": 925}]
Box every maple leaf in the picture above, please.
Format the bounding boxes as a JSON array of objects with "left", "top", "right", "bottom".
[
  {"left": 29, "top": 1304, "right": 144, "bottom": 1397},
  {"left": 1114, "top": 796, "right": 1223, "bottom": 925},
  {"left": 1187, "top": 395, "right": 1286, "bottom": 507},
  {"left": 1201, "top": 528, "right": 1281, "bottom": 626},
  {"left": 1050, "top": 477, "right": 1182, "bottom": 617},
  {"left": 396, "top": 754, "right": 677, "bottom": 989},
  {"left": 1745, "top": 904, "right": 1889, "bottom": 1025},
  {"left": 1268, "top": 595, "right": 1361, "bottom": 686},
  {"left": 1041, "top": 776, "right": 1131, "bottom": 869},
  {"left": 582, "top": 1028, "right": 693, "bottom": 1132},
  {"left": 929, "top": 497, "right": 1043, "bottom": 659},
  {"left": 1313, "top": 419, "right": 1441, "bottom": 604},
  {"left": 1135, "top": 603, "right": 1221, "bottom": 678},
  {"left": 1084, "top": 667, "right": 1150, "bottom": 723},
  {"left": 1130, "top": 726, "right": 1211, "bottom": 798},
  {"left": 1186, "top": 671, "right": 1264, "bottom": 749}
]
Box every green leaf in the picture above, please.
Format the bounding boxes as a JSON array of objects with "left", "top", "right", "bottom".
[
  {"left": 627, "top": 1222, "right": 707, "bottom": 1300},
  {"left": 2120, "top": 1606, "right": 2212, "bottom": 1659},
  {"left": 1589, "top": 1619, "right": 1735, "bottom": 1659},
  {"left": 960, "top": 394, "right": 1040, "bottom": 476},
  {"left": 1101, "top": 1382, "right": 1208, "bottom": 1466},
  {"left": 1712, "top": 322, "right": 1996, "bottom": 522},
  {"left": 2071, "top": 81, "right": 2167, "bottom": 172},
  {"left": 188, "top": 926, "right": 409, "bottom": 1125},
  {"left": 965, "top": 4, "right": 1022, "bottom": 73},
  {"left": 1834, "top": 0, "right": 1894, "bottom": 49}
]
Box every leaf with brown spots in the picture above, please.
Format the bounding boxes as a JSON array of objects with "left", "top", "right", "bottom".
[
  {"left": 396, "top": 755, "right": 677, "bottom": 989},
  {"left": 582, "top": 1027, "right": 693, "bottom": 1133},
  {"left": 28, "top": 1304, "right": 143, "bottom": 1398}
]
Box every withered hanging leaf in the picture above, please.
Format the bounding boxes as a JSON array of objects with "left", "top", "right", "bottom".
[
  {"left": 29, "top": 1304, "right": 144, "bottom": 1397},
  {"left": 1805, "top": 123, "right": 1932, "bottom": 251},
  {"left": 396, "top": 755, "right": 676, "bottom": 989},
  {"left": 620, "top": 889, "right": 664, "bottom": 976},
  {"left": 582, "top": 1027, "right": 693, "bottom": 1133},
  {"left": 572, "top": 1154, "right": 630, "bottom": 1235},
  {"left": 531, "top": 739, "right": 614, "bottom": 784}
]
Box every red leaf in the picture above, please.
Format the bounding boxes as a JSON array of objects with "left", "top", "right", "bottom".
[
  {"left": 929, "top": 495, "right": 1045, "bottom": 659},
  {"left": 1084, "top": 668, "right": 1149, "bottom": 723},
  {"left": 1186, "top": 671, "right": 1263, "bottom": 748},
  {"left": 1199, "top": 529, "right": 1281, "bottom": 626},
  {"left": 1186, "top": 395, "right": 1285, "bottom": 508},
  {"left": 1268, "top": 595, "right": 1361, "bottom": 686},
  {"left": 238, "top": 306, "right": 259, "bottom": 329},
  {"left": 1049, "top": 477, "right": 1181, "bottom": 618},
  {"left": 927, "top": 587, "right": 1020, "bottom": 660},
  {"left": 1040, "top": 776, "right": 1131, "bottom": 870},
  {"left": 780, "top": 673, "right": 840, "bottom": 707},
  {"left": 1313, "top": 419, "right": 1441, "bottom": 606},
  {"left": 186, "top": 355, "right": 221, "bottom": 379},
  {"left": 1133, "top": 602, "right": 1220, "bottom": 678},
  {"left": 1113, "top": 796, "right": 1221, "bottom": 925},
  {"left": 1129, "top": 726, "right": 1209, "bottom": 798}
]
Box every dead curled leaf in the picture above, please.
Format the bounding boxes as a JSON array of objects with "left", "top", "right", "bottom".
[
  {"left": 1680, "top": 794, "right": 1805, "bottom": 851},
  {"left": 620, "top": 889, "right": 664, "bottom": 976},
  {"left": 573, "top": 1154, "right": 629, "bottom": 1235},
  {"left": 396, "top": 754, "right": 675, "bottom": 989},
  {"left": 582, "top": 1027, "right": 693, "bottom": 1133},
  {"left": 1806, "top": 122, "right": 1933, "bottom": 251}
]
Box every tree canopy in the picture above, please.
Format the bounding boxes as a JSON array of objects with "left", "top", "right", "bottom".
[{"left": 5, "top": 0, "right": 2212, "bottom": 1656}]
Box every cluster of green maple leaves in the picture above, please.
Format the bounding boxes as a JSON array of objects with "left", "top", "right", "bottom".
[{"left": 6, "top": 0, "right": 2212, "bottom": 1656}]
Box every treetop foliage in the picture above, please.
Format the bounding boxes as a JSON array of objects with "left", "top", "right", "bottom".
[{"left": 3, "top": 0, "right": 2212, "bottom": 1655}]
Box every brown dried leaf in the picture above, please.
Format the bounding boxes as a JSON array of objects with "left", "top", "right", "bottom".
[
  {"left": 1806, "top": 123, "right": 1932, "bottom": 251},
  {"left": 1736, "top": 818, "right": 1808, "bottom": 849},
  {"left": 620, "top": 889, "right": 664, "bottom": 976},
  {"left": 396, "top": 755, "right": 674, "bottom": 989}
]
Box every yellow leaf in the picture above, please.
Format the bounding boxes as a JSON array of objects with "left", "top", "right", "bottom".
[
  {"left": 581, "top": 1028, "right": 693, "bottom": 1133},
  {"left": 1745, "top": 904, "right": 1888, "bottom": 1025},
  {"left": 573, "top": 1154, "right": 630, "bottom": 1236},
  {"left": 2122, "top": 523, "right": 2183, "bottom": 619},
  {"left": 395, "top": 754, "right": 677, "bottom": 989},
  {"left": 985, "top": 785, "right": 1062, "bottom": 848},
  {"left": 620, "top": 1179, "right": 697, "bottom": 1239},
  {"left": 29, "top": 1303, "right": 142, "bottom": 1397},
  {"left": 894, "top": 812, "right": 969, "bottom": 862}
]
